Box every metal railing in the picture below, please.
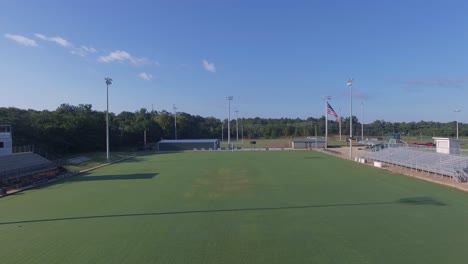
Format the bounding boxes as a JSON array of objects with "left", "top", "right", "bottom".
[{"left": 363, "top": 145, "right": 468, "bottom": 182}]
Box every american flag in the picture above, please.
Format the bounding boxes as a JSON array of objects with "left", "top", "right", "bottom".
[{"left": 327, "top": 102, "right": 340, "bottom": 123}]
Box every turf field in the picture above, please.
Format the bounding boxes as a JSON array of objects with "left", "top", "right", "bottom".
[{"left": 1, "top": 151, "right": 468, "bottom": 263}]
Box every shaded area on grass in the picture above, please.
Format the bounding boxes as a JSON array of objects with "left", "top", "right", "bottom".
[
  {"left": 398, "top": 196, "right": 447, "bottom": 206},
  {"left": 67, "top": 173, "right": 158, "bottom": 182},
  {"left": 0, "top": 196, "right": 445, "bottom": 226}
]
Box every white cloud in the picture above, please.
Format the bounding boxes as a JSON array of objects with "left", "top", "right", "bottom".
[
  {"left": 4, "top": 34, "right": 38, "bottom": 47},
  {"left": 99, "top": 50, "right": 153, "bottom": 66},
  {"left": 34, "top": 33, "right": 72, "bottom": 47},
  {"left": 138, "top": 72, "right": 153, "bottom": 81},
  {"left": 70, "top": 45, "right": 97, "bottom": 57},
  {"left": 202, "top": 59, "right": 216, "bottom": 73}
]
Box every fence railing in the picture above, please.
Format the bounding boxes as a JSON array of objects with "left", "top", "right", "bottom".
[
  {"left": 12, "top": 145, "right": 34, "bottom": 154},
  {"left": 12, "top": 145, "right": 60, "bottom": 161}
]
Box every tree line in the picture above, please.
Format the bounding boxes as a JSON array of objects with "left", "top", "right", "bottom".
[{"left": 0, "top": 104, "right": 465, "bottom": 154}]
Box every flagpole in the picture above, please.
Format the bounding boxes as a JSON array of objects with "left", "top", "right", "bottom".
[
  {"left": 325, "top": 96, "right": 330, "bottom": 148},
  {"left": 339, "top": 107, "right": 342, "bottom": 141}
]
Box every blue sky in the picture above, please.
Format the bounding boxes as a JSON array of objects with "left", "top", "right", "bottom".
[{"left": 1, "top": 0, "right": 468, "bottom": 123}]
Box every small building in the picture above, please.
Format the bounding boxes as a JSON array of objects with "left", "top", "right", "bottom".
[
  {"left": 291, "top": 138, "right": 326, "bottom": 149},
  {"left": 433, "top": 137, "right": 461, "bottom": 155},
  {"left": 158, "top": 139, "right": 220, "bottom": 151},
  {"left": 0, "top": 124, "right": 12, "bottom": 156}
]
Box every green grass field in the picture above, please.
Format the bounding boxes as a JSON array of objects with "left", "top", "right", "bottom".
[{"left": 1, "top": 151, "right": 468, "bottom": 263}]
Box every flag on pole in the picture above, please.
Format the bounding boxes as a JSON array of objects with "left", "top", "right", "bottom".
[{"left": 327, "top": 102, "right": 340, "bottom": 123}]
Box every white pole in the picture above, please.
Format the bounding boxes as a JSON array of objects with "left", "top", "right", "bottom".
[
  {"left": 361, "top": 101, "right": 364, "bottom": 142},
  {"left": 222, "top": 121, "right": 224, "bottom": 143},
  {"left": 347, "top": 79, "right": 353, "bottom": 160},
  {"left": 339, "top": 107, "right": 342, "bottom": 141},
  {"left": 226, "top": 96, "right": 233, "bottom": 146},
  {"left": 315, "top": 124, "right": 317, "bottom": 149},
  {"left": 106, "top": 83, "right": 109, "bottom": 160},
  {"left": 454, "top": 110, "right": 461, "bottom": 139},
  {"left": 241, "top": 120, "right": 244, "bottom": 145},
  {"left": 105, "top": 77, "right": 112, "bottom": 161},
  {"left": 235, "top": 110, "right": 239, "bottom": 142},
  {"left": 325, "top": 96, "right": 330, "bottom": 148}
]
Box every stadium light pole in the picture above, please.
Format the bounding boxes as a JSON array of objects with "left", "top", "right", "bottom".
[
  {"left": 173, "top": 104, "right": 177, "bottom": 140},
  {"left": 347, "top": 79, "right": 353, "bottom": 159},
  {"left": 361, "top": 101, "right": 364, "bottom": 142},
  {"left": 454, "top": 109, "right": 461, "bottom": 139},
  {"left": 235, "top": 110, "right": 239, "bottom": 142},
  {"left": 105, "top": 77, "right": 112, "bottom": 161},
  {"left": 226, "top": 96, "right": 233, "bottom": 146},
  {"left": 324, "top": 96, "right": 331, "bottom": 148}
]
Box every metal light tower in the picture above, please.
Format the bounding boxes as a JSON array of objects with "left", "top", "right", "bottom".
[
  {"left": 173, "top": 104, "right": 178, "bottom": 140},
  {"left": 324, "top": 96, "right": 331, "bottom": 148},
  {"left": 454, "top": 109, "right": 461, "bottom": 139},
  {"left": 105, "top": 77, "right": 112, "bottom": 161},
  {"left": 347, "top": 78, "right": 353, "bottom": 159},
  {"left": 235, "top": 110, "right": 239, "bottom": 142},
  {"left": 360, "top": 101, "right": 364, "bottom": 142},
  {"left": 226, "top": 96, "right": 233, "bottom": 145}
]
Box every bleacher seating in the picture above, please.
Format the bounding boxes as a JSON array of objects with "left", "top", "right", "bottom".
[
  {"left": 363, "top": 147, "right": 468, "bottom": 182},
  {"left": 0, "top": 153, "right": 57, "bottom": 181}
]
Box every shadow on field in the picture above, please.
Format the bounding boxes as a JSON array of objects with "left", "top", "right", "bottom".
[
  {"left": 398, "top": 196, "right": 447, "bottom": 206},
  {"left": 0, "top": 197, "right": 445, "bottom": 226},
  {"left": 67, "top": 173, "right": 158, "bottom": 182}
]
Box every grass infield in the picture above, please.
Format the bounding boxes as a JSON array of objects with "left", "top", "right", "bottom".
[{"left": 1, "top": 151, "right": 468, "bottom": 263}]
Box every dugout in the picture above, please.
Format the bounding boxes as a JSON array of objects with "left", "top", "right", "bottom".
[
  {"left": 157, "top": 139, "right": 220, "bottom": 151},
  {"left": 291, "top": 139, "right": 326, "bottom": 149}
]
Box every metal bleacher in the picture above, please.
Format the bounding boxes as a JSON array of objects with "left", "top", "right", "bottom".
[
  {"left": 0, "top": 153, "right": 57, "bottom": 181},
  {"left": 363, "top": 145, "right": 468, "bottom": 182}
]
